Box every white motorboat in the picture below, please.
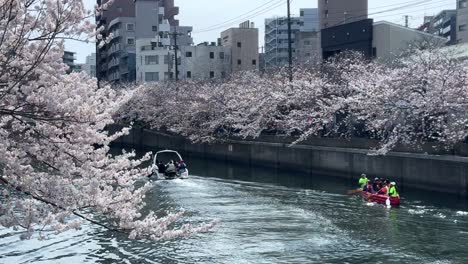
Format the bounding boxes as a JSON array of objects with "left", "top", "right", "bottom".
[{"left": 150, "top": 150, "right": 189, "bottom": 180}]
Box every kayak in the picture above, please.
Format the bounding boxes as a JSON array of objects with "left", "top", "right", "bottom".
[{"left": 361, "top": 191, "right": 400, "bottom": 207}]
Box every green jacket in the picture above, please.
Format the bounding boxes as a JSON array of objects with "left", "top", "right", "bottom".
[
  {"left": 388, "top": 186, "right": 399, "bottom": 197},
  {"left": 358, "top": 177, "right": 368, "bottom": 187}
]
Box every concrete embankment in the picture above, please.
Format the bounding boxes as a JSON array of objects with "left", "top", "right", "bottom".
[{"left": 109, "top": 125, "right": 468, "bottom": 196}]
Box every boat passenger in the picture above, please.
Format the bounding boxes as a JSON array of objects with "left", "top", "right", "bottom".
[
  {"left": 157, "top": 160, "right": 166, "bottom": 174},
  {"left": 166, "top": 160, "right": 176, "bottom": 173},
  {"left": 373, "top": 178, "right": 381, "bottom": 191},
  {"left": 378, "top": 182, "right": 389, "bottom": 195},
  {"left": 358, "top": 174, "right": 368, "bottom": 188},
  {"left": 363, "top": 180, "right": 374, "bottom": 193},
  {"left": 178, "top": 160, "right": 187, "bottom": 172},
  {"left": 388, "top": 182, "right": 400, "bottom": 198}
]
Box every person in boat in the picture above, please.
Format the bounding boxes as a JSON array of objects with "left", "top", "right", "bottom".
[
  {"left": 157, "top": 160, "right": 166, "bottom": 174},
  {"left": 177, "top": 160, "right": 187, "bottom": 173},
  {"left": 358, "top": 174, "right": 368, "bottom": 188},
  {"left": 388, "top": 182, "right": 400, "bottom": 198},
  {"left": 373, "top": 178, "right": 381, "bottom": 192},
  {"left": 363, "top": 180, "right": 375, "bottom": 193},
  {"left": 166, "top": 160, "right": 177, "bottom": 176},
  {"left": 378, "top": 181, "right": 389, "bottom": 195}
]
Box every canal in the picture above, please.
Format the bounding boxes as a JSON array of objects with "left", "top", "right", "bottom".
[{"left": 1, "top": 155, "right": 468, "bottom": 264}]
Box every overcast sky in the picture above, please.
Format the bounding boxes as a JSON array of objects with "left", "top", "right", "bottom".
[{"left": 72, "top": 0, "right": 455, "bottom": 63}]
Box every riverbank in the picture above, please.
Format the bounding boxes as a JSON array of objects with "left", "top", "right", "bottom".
[{"left": 109, "top": 125, "right": 468, "bottom": 196}]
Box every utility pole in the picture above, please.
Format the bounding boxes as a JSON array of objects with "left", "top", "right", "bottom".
[
  {"left": 174, "top": 32, "right": 179, "bottom": 81},
  {"left": 287, "top": 0, "right": 293, "bottom": 82},
  {"left": 168, "top": 31, "right": 184, "bottom": 81}
]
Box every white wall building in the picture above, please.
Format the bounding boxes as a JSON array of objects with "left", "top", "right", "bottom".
[
  {"left": 373, "top": 21, "right": 447, "bottom": 61},
  {"left": 179, "top": 43, "right": 231, "bottom": 80},
  {"left": 136, "top": 39, "right": 174, "bottom": 83}
]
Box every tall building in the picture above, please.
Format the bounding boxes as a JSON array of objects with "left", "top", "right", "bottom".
[
  {"left": 457, "top": 0, "right": 468, "bottom": 43},
  {"left": 418, "top": 10, "right": 457, "bottom": 45},
  {"left": 318, "top": 0, "right": 368, "bottom": 30},
  {"left": 63, "top": 51, "right": 76, "bottom": 74},
  {"left": 134, "top": 0, "right": 192, "bottom": 83},
  {"left": 82, "top": 53, "right": 97, "bottom": 77},
  {"left": 221, "top": 21, "right": 259, "bottom": 73},
  {"left": 96, "top": 0, "right": 188, "bottom": 83},
  {"left": 96, "top": 0, "right": 136, "bottom": 83},
  {"left": 264, "top": 9, "right": 318, "bottom": 69}
]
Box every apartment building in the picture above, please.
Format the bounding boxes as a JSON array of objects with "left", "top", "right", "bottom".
[{"left": 221, "top": 21, "right": 259, "bottom": 73}]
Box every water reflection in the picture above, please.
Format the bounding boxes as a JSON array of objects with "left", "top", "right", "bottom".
[{"left": 1, "top": 154, "right": 468, "bottom": 264}]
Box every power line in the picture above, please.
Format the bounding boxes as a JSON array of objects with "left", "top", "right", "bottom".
[
  {"left": 193, "top": 0, "right": 287, "bottom": 33},
  {"left": 194, "top": 0, "right": 283, "bottom": 32},
  {"left": 371, "top": 2, "right": 455, "bottom": 21},
  {"left": 327, "top": 0, "right": 452, "bottom": 28}
]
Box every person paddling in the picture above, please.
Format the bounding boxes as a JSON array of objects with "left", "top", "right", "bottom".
[
  {"left": 378, "top": 181, "right": 389, "bottom": 195},
  {"left": 358, "top": 173, "right": 368, "bottom": 188},
  {"left": 388, "top": 182, "right": 399, "bottom": 198}
]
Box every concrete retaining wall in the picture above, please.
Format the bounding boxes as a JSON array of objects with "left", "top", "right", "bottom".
[{"left": 110, "top": 126, "right": 468, "bottom": 196}]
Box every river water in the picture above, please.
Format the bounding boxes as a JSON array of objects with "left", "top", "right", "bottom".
[{"left": 1, "top": 156, "right": 468, "bottom": 264}]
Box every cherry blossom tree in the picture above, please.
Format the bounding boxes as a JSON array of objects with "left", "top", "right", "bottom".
[
  {"left": 0, "top": 0, "right": 216, "bottom": 240},
  {"left": 120, "top": 50, "right": 468, "bottom": 155}
]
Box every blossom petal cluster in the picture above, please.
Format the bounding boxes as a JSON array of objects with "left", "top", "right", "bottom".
[{"left": 119, "top": 51, "right": 468, "bottom": 154}]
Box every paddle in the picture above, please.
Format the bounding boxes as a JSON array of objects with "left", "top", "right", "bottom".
[{"left": 347, "top": 188, "right": 362, "bottom": 195}]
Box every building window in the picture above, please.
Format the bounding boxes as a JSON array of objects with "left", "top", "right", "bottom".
[
  {"left": 324, "top": 10, "right": 329, "bottom": 18},
  {"left": 127, "top": 38, "right": 135, "bottom": 45},
  {"left": 300, "top": 10, "right": 304, "bottom": 16},
  {"left": 372, "top": 47, "right": 377, "bottom": 58},
  {"left": 152, "top": 26, "right": 158, "bottom": 31},
  {"left": 126, "top": 23, "right": 134, "bottom": 31},
  {"left": 209, "top": 52, "right": 215, "bottom": 59},
  {"left": 187, "top": 71, "right": 192, "bottom": 78},
  {"left": 186, "top": 51, "right": 192, "bottom": 57},
  {"left": 459, "top": 0, "right": 468, "bottom": 8},
  {"left": 237, "top": 42, "right": 242, "bottom": 48},
  {"left": 304, "top": 40, "right": 311, "bottom": 45},
  {"left": 237, "top": 59, "right": 241, "bottom": 65},
  {"left": 145, "top": 72, "right": 159, "bottom": 82},
  {"left": 219, "top": 52, "right": 225, "bottom": 59},
  {"left": 460, "top": 24, "right": 467, "bottom": 32},
  {"left": 252, "top": 59, "right": 256, "bottom": 65},
  {"left": 210, "top": 71, "right": 215, "bottom": 78},
  {"left": 145, "top": 55, "right": 159, "bottom": 65},
  {"left": 221, "top": 71, "right": 226, "bottom": 78}
]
